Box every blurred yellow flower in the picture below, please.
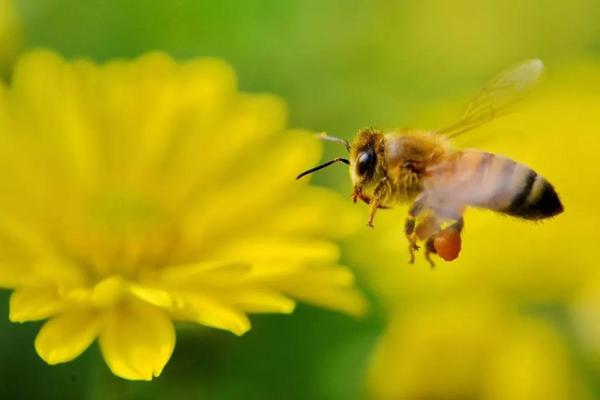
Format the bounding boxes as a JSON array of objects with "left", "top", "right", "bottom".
[
  {"left": 0, "top": 50, "right": 365, "bottom": 380},
  {"left": 572, "top": 271, "right": 600, "bottom": 372},
  {"left": 368, "top": 297, "right": 588, "bottom": 400},
  {"left": 0, "top": 0, "right": 22, "bottom": 72}
]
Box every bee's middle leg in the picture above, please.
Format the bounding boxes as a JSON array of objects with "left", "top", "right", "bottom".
[{"left": 405, "top": 195, "right": 426, "bottom": 263}]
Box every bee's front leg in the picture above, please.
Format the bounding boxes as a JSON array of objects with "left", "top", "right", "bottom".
[
  {"left": 352, "top": 186, "right": 362, "bottom": 204},
  {"left": 367, "top": 198, "right": 379, "bottom": 228},
  {"left": 367, "top": 178, "right": 390, "bottom": 228}
]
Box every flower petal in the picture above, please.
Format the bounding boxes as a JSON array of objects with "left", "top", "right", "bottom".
[
  {"left": 266, "top": 266, "right": 368, "bottom": 316},
  {"left": 225, "top": 288, "right": 296, "bottom": 314},
  {"left": 160, "top": 261, "right": 251, "bottom": 285},
  {"left": 0, "top": 261, "right": 31, "bottom": 288},
  {"left": 99, "top": 301, "right": 175, "bottom": 381},
  {"left": 10, "top": 286, "right": 63, "bottom": 322},
  {"left": 179, "top": 130, "right": 322, "bottom": 247},
  {"left": 264, "top": 186, "right": 362, "bottom": 239},
  {"left": 284, "top": 285, "right": 368, "bottom": 317},
  {"left": 34, "top": 310, "right": 99, "bottom": 365},
  {"left": 129, "top": 284, "right": 177, "bottom": 309},
  {"left": 212, "top": 237, "right": 341, "bottom": 271},
  {"left": 175, "top": 293, "right": 251, "bottom": 336}
]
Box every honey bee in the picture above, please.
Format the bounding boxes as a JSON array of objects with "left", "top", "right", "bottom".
[{"left": 297, "top": 59, "right": 563, "bottom": 266}]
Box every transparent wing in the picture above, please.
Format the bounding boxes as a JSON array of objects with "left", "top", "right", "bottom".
[{"left": 438, "top": 59, "right": 544, "bottom": 138}]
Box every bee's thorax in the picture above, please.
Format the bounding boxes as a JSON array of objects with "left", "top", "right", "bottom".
[{"left": 381, "top": 129, "right": 450, "bottom": 205}]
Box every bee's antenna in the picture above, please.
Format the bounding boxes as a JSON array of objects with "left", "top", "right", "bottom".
[
  {"left": 296, "top": 157, "right": 350, "bottom": 180},
  {"left": 317, "top": 132, "right": 351, "bottom": 152}
]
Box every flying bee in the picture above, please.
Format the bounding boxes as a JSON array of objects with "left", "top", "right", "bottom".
[{"left": 297, "top": 59, "right": 563, "bottom": 266}]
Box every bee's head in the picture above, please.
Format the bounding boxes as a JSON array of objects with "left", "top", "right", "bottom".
[
  {"left": 295, "top": 128, "right": 385, "bottom": 193},
  {"left": 349, "top": 128, "right": 385, "bottom": 187}
]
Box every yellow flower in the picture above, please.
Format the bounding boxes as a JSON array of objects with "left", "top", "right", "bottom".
[
  {"left": 0, "top": 50, "right": 365, "bottom": 380},
  {"left": 0, "top": 0, "right": 22, "bottom": 72}
]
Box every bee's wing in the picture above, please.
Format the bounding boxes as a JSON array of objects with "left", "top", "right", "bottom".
[{"left": 437, "top": 59, "right": 544, "bottom": 138}]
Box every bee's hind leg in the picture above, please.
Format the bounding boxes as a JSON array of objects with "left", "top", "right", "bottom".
[
  {"left": 450, "top": 217, "right": 464, "bottom": 234},
  {"left": 424, "top": 238, "right": 436, "bottom": 268},
  {"left": 423, "top": 216, "right": 464, "bottom": 267}
]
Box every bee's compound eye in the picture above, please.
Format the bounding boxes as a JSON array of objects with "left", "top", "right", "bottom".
[{"left": 357, "top": 151, "right": 376, "bottom": 177}]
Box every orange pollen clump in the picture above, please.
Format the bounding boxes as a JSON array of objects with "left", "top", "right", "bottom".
[{"left": 433, "top": 229, "right": 462, "bottom": 261}]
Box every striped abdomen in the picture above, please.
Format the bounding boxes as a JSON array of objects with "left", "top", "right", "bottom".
[{"left": 427, "top": 150, "right": 563, "bottom": 220}]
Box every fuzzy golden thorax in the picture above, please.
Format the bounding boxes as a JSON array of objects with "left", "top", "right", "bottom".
[{"left": 384, "top": 129, "right": 450, "bottom": 203}]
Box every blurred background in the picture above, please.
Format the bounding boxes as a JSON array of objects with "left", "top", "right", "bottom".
[{"left": 1, "top": 0, "right": 600, "bottom": 398}]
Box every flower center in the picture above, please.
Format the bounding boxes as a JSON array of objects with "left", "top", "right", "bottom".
[
  {"left": 59, "top": 189, "right": 180, "bottom": 280},
  {"left": 88, "top": 190, "right": 164, "bottom": 234}
]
